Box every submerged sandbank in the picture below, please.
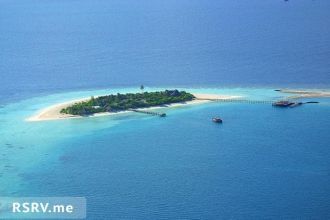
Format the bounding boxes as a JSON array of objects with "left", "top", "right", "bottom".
[
  {"left": 26, "top": 93, "right": 240, "bottom": 122},
  {"left": 279, "top": 89, "right": 330, "bottom": 99}
]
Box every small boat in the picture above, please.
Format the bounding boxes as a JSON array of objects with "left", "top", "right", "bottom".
[
  {"left": 272, "top": 100, "right": 306, "bottom": 108},
  {"left": 272, "top": 100, "right": 295, "bottom": 107},
  {"left": 289, "top": 102, "right": 303, "bottom": 108},
  {"left": 212, "top": 117, "right": 222, "bottom": 123}
]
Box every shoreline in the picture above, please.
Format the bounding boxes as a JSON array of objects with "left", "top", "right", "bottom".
[
  {"left": 26, "top": 93, "right": 241, "bottom": 122},
  {"left": 25, "top": 88, "right": 330, "bottom": 122}
]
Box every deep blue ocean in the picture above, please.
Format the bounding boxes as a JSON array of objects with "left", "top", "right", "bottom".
[
  {"left": 1, "top": 0, "right": 330, "bottom": 103},
  {"left": 0, "top": 0, "right": 330, "bottom": 219}
]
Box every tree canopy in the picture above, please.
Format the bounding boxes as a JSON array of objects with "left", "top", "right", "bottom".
[{"left": 60, "top": 90, "right": 195, "bottom": 116}]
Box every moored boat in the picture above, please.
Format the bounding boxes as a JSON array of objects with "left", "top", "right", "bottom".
[
  {"left": 289, "top": 102, "right": 303, "bottom": 108},
  {"left": 272, "top": 100, "right": 295, "bottom": 107},
  {"left": 272, "top": 100, "right": 305, "bottom": 108}
]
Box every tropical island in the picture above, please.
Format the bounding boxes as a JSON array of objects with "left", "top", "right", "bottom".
[
  {"left": 60, "top": 90, "right": 195, "bottom": 116},
  {"left": 25, "top": 88, "right": 330, "bottom": 122},
  {"left": 26, "top": 89, "right": 240, "bottom": 122}
]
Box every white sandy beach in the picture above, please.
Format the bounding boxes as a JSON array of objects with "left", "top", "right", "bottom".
[
  {"left": 279, "top": 89, "right": 330, "bottom": 99},
  {"left": 26, "top": 93, "right": 241, "bottom": 122}
]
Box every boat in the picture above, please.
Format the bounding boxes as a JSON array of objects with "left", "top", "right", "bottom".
[
  {"left": 212, "top": 117, "right": 222, "bottom": 123},
  {"left": 272, "top": 100, "right": 295, "bottom": 107},
  {"left": 272, "top": 100, "right": 305, "bottom": 108},
  {"left": 289, "top": 102, "right": 303, "bottom": 108}
]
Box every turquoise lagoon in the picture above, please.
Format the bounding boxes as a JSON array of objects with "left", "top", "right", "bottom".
[
  {"left": 1, "top": 0, "right": 330, "bottom": 218},
  {"left": 0, "top": 87, "right": 330, "bottom": 219}
]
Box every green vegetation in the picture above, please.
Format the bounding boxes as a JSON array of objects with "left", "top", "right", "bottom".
[{"left": 60, "top": 90, "right": 195, "bottom": 116}]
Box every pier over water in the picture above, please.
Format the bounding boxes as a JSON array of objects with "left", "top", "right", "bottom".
[
  {"left": 196, "top": 97, "right": 319, "bottom": 107},
  {"left": 131, "top": 109, "right": 166, "bottom": 117},
  {"left": 196, "top": 97, "right": 274, "bottom": 104}
]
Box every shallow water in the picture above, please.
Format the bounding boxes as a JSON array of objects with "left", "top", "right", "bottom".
[{"left": 0, "top": 88, "right": 330, "bottom": 219}]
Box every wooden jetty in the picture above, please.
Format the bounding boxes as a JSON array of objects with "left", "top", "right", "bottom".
[
  {"left": 131, "top": 109, "right": 166, "bottom": 117},
  {"left": 129, "top": 96, "right": 318, "bottom": 118},
  {"left": 197, "top": 97, "right": 318, "bottom": 108},
  {"left": 196, "top": 97, "right": 273, "bottom": 104}
]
